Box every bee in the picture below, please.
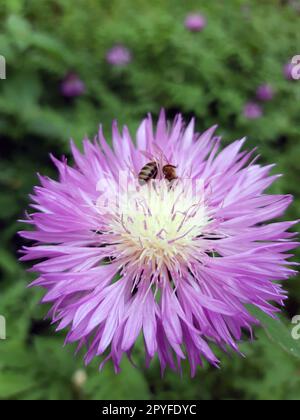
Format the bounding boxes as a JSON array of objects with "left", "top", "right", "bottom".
[
  {"left": 162, "top": 164, "right": 177, "bottom": 183},
  {"left": 138, "top": 161, "right": 158, "bottom": 185}
]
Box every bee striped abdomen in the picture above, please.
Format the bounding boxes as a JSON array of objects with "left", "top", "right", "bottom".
[{"left": 138, "top": 161, "right": 158, "bottom": 185}]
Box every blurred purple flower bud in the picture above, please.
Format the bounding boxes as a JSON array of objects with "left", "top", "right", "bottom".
[
  {"left": 256, "top": 84, "right": 274, "bottom": 102},
  {"left": 283, "top": 62, "right": 294, "bottom": 80},
  {"left": 243, "top": 102, "right": 263, "bottom": 119},
  {"left": 61, "top": 72, "right": 85, "bottom": 98},
  {"left": 106, "top": 45, "right": 132, "bottom": 67},
  {"left": 184, "top": 13, "right": 207, "bottom": 32}
]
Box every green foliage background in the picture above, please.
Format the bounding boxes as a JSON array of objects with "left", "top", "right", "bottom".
[{"left": 0, "top": 0, "right": 300, "bottom": 400}]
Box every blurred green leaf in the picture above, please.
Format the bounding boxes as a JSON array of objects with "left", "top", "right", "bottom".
[
  {"left": 0, "top": 248, "right": 19, "bottom": 275},
  {"left": 6, "top": 14, "right": 32, "bottom": 50},
  {"left": 247, "top": 305, "right": 300, "bottom": 359},
  {"left": 0, "top": 372, "right": 36, "bottom": 399},
  {"left": 84, "top": 359, "right": 150, "bottom": 400},
  {"left": 0, "top": 194, "right": 19, "bottom": 219}
]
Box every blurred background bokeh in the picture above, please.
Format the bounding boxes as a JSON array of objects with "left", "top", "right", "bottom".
[{"left": 0, "top": 0, "right": 300, "bottom": 400}]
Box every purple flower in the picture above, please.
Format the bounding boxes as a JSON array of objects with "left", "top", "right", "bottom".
[
  {"left": 106, "top": 45, "right": 132, "bottom": 67},
  {"left": 283, "top": 62, "right": 294, "bottom": 80},
  {"left": 283, "top": 60, "right": 300, "bottom": 81},
  {"left": 243, "top": 101, "right": 263, "bottom": 119},
  {"left": 256, "top": 84, "right": 274, "bottom": 102},
  {"left": 184, "top": 13, "right": 207, "bottom": 32},
  {"left": 60, "top": 72, "right": 85, "bottom": 98},
  {"left": 20, "top": 111, "right": 298, "bottom": 375}
]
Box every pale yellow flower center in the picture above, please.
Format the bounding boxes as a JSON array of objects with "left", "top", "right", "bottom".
[{"left": 107, "top": 180, "right": 210, "bottom": 267}]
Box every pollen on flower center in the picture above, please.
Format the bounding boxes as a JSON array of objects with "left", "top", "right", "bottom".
[{"left": 108, "top": 180, "right": 210, "bottom": 265}]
